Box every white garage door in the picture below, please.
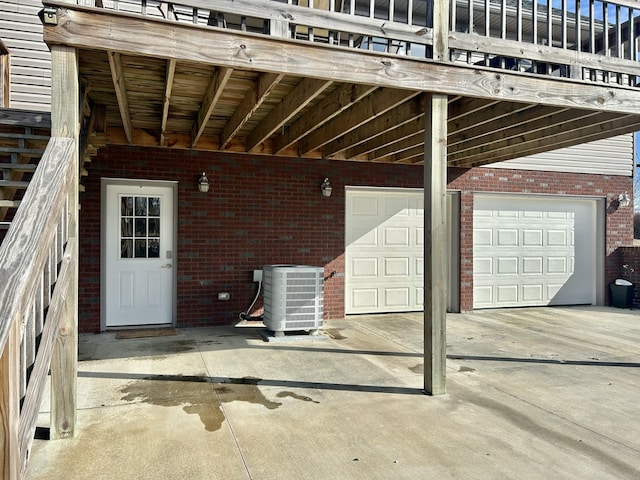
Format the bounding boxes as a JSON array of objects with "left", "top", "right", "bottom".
[
  {"left": 345, "top": 188, "right": 458, "bottom": 314},
  {"left": 473, "top": 194, "right": 603, "bottom": 309}
]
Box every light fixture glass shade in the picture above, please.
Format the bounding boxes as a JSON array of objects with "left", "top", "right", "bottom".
[
  {"left": 198, "top": 172, "right": 210, "bottom": 193},
  {"left": 321, "top": 178, "right": 332, "bottom": 197},
  {"left": 619, "top": 191, "right": 631, "bottom": 208}
]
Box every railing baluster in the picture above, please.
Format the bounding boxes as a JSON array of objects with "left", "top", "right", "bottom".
[
  {"left": 517, "top": 0, "right": 522, "bottom": 41},
  {"left": 484, "top": 0, "right": 490, "bottom": 36},
  {"left": 589, "top": 0, "right": 595, "bottom": 53},
  {"left": 547, "top": 0, "right": 553, "bottom": 46},
  {"left": 450, "top": 0, "right": 456, "bottom": 31},
  {"left": 616, "top": 4, "right": 622, "bottom": 58},
  {"left": 532, "top": 0, "right": 537, "bottom": 44},
  {"left": 407, "top": 0, "right": 412, "bottom": 25},
  {"left": 576, "top": 0, "right": 581, "bottom": 52},
  {"left": 631, "top": 8, "right": 637, "bottom": 62},
  {"left": 35, "top": 271, "right": 44, "bottom": 336},
  {"left": 603, "top": 2, "right": 609, "bottom": 55},
  {"left": 501, "top": 0, "right": 507, "bottom": 39},
  {"left": 562, "top": 0, "right": 567, "bottom": 49},
  {"left": 20, "top": 315, "right": 26, "bottom": 399}
]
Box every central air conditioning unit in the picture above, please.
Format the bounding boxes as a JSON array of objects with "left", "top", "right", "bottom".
[{"left": 263, "top": 265, "right": 324, "bottom": 336}]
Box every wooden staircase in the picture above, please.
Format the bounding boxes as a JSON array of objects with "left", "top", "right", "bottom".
[{"left": 0, "top": 110, "right": 51, "bottom": 243}]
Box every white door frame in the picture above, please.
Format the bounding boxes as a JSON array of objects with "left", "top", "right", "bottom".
[{"left": 100, "top": 178, "right": 178, "bottom": 330}]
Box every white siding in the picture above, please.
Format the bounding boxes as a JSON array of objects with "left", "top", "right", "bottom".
[
  {"left": 0, "top": 0, "right": 51, "bottom": 111},
  {"left": 487, "top": 134, "right": 634, "bottom": 176}
]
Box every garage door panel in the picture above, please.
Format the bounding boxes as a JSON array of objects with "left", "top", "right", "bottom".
[
  {"left": 351, "top": 227, "right": 378, "bottom": 246},
  {"left": 547, "top": 257, "right": 567, "bottom": 274},
  {"left": 352, "top": 195, "right": 378, "bottom": 215},
  {"left": 346, "top": 189, "right": 457, "bottom": 314},
  {"left": 497, "top": 257, "right": 518, "bottom": 274},
  {"left": 523, "top": 230, "right": 543, "bottom": 246},
  {"left": 522, "top": 285, "right": 543, "bottom": 302},
  {"left": 384, "top": 227, "right": 410, "bottom": 246},
  {"left": 474, "top": 257, "right": 493, "bottom": 275},
  {"left": 351, "top": 257, "right": 378, "bottom": 277},
  {"left": 497, "top": 285, "right": 518, "bottom": 303},
  {"left": 473, "top": 194, "right": 598, "bottom": 309},
  {"left": 352, "top": 289, "right": 379, "bottom": 309},
  {"left": 547, "top": 230, "right": 568, "bottom": 246},
  {"left": 384, "top": 287, "right": 410, "bottom": 307},
  {"left": 497, "top": 229, "right": 518, "bottom": 246},
  {"left": 522, "top": 257, "right": 543, "bottom": 274},
  {"left": 475, "top": 229, "right": 493, "bottom": 246},
  {"left": 384, "top": 257, "right": 410, "bottom": 277},
  {"left": 384, "top": 197, "right": 411, "bottom": 216}
]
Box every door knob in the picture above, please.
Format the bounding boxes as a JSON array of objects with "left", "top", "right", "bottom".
[{"left": 161, "top": 263, "right": 172, "bottom": 269}]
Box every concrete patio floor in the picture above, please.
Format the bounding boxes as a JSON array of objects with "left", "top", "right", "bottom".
[{"left": 26, "top": 306, "right": 640, "bottom": 479}]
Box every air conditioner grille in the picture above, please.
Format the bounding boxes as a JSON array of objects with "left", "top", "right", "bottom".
[{"left": 263, "top": 265, "right": 324, "bottom": 333}]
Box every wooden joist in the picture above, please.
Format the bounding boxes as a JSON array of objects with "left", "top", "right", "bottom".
[{"left": 0, "top": 200, "right": 20, "bottom": 208}]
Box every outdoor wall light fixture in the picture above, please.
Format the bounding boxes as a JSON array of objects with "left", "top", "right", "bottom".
[
  {"left": 321, "top": 178, "right": 332, "bottom": 197},
  {"left": 619, "top": 191, "right": 631, "bottom": 208},
  {"left": 198, "top": 172, "right": 210, "bottom": 193}
]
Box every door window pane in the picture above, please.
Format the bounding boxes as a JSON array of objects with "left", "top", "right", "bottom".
[{"left": 119, "top": 195, "right": 161, "bottom": 259}]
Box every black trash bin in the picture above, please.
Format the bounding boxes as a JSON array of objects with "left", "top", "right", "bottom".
[{"left": 610, "top": 281, "right": 634, "bottom": 308}]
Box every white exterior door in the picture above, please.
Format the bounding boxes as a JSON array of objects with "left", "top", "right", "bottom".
[
  {"left": 345, "top": 188, "right": 458, "bottom": 314},
  {"left": 104, "top": 182, "right": 175, "bottom": 327},
  {"left": 473, "top": 194, "right": 602, "bottom": 309}
]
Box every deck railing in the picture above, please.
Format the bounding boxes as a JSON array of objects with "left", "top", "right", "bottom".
[
  {"left": 0, "top": 136, "right": 76, "bottom": 479},
  {"left": 66, "top": 0, "right": 640, "bottom": 87}
]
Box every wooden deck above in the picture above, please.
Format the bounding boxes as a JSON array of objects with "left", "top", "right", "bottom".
[{"left": 41, "top": 0, "right": 640, "bottom": 167}]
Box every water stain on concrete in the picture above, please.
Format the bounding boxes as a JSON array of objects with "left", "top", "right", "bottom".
[
  {"left": 409, "top": 363, "right": 424, "bottom": 374},
  {"left": 276, "top": 391, "right": 320, "bottom": 404},
  {"left": 121, "top": 375, "right": 281, "bottom": 432},
  {"left": 324, "top": 328, "right": 347, "bottom": 340}
]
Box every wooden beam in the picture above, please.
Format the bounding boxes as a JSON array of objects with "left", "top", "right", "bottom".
[
  {"left": 107, "top": 51, "right": 133, "bottom": 144},
  {"left": 160, "top": 58, "right": 176, "bottom": 147},
  {"left": 299, "top": 89, "right": 418, "bottom": 156},
  {"left": 449, "top": 109, "right": 605, "bottom": 162},
  {"left": 246, "top": 77, "right": 332, "bottom": 152},
  {"left": 346, "top": 117, "right": 425, "bottom": 158},
  {"left": 453, "top": 113, "right": 640, "bottom": 166},
  {"left": 449, "top": 107, "right": 593, "bottom": 156},
  {"left": 448, "top": 100, "right": 539, "bottom": 138},
  {"left": 220, "top": 72, "right": 284, "bottom": 149},
  {"left": 424, "top": 92, "right": 448, "bottom": 396},
  {"left": 272, "top": 83, "right": 378, "bottom": 154},
  {"left": 50, "top": 44, "right": 79, "bottom": 440},
  {"left": 192, "top": 66, "right": 233, "bottom": 147},
  {"left": 321, "top": 93, "right": 423, "bottom": 157},
  {"left": 44, "top": 8, "right": 640, "bottom": 115},
  {"left": 370, "top": 131, "right": 424, "bottom": 161}
]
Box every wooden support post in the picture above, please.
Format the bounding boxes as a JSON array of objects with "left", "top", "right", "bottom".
[
  {"left": 49, "top": 44, "right": 79, "bottom": 439},
  {"left": 423, "top": 93, "right": 448, "bottom": 396},
  {"left": 0, "top": 321, "right": 21, "bottom": 479}
]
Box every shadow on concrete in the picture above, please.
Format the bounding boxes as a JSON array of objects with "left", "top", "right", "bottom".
[
  {"left": 78, "top": 370, "right": 425, "bottom": 395},
  {"left": 447, "top": 354, "right": 640, "bottom": 368}
]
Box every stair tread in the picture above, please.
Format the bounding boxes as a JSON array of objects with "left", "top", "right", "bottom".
[
  {"left": 0, "top": 163, "right": 37, "bottom": 171},
  {"left": 0, "top": 147, "right": 45, "bottom": 154},
  {"left": 0, "top": 180, "right": 29, "bottom": 188},
  {"left": 0, "top": 200, "right": 20, "bottom": 207},
  {"left": 0, "top": 132, "right": 50, "bottom": 141}
]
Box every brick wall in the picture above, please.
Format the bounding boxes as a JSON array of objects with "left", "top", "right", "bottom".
[{"left": 78, "top": 146, "right": 633, "bottom": 331}]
